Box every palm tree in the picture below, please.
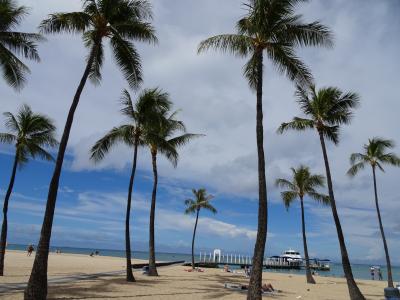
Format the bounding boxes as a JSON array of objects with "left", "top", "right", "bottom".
[
  {"left": 90, "top": 88, "right": 171, "bottom": 282},
  {"left": 0, "top": 104, "right": 57, "bottom": 276},
  {"left": 275, "top": 165, "right": 329, "bottom": 284},
  {"left": 0, "top": 0, "right": 43, "bottom": 89},
  {"left": 278, "top": 85, "right": 365, "bottom": 300},
  {"left": 145, "top": 106, "right": 201, "bottom": 276},
  {"left": 25, "top": 1, "right": 156, "bottom": 298},
  {"left": 347, "top": 138, "right": 400, "bottom": 288},
  {"left": 184, "top": 188, "right": 217, "bottom": 270},
  {"left": 198, "top": 1, "right": 333, "bottom": 298}
]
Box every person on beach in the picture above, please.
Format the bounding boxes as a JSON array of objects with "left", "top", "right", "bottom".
[
  {"left": 223, "top": 265, "right": 232, "bottom": 273},
  {"left": 378, "top": 269, "right": 383, "bottom": 281},
  {"left": 370, "top": 267, "right": 375, "bottom": 280},
  {"left": 27, "top": 244, "right": 34, "bottom": 256},
  {"left": 90, "top": 252, "right": 94, "bottom": 257}
]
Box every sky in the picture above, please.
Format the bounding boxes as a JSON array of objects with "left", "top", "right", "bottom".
[{"left": 1, "top": 0, "right": 400, "bottom": 265}]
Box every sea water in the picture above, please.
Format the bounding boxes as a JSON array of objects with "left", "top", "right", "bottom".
[{"left": 8, "top": 244, "right": 399, "bottom": 282}]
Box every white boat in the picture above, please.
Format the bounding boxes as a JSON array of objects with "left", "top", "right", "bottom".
[{"left": 280, "top": 249, "right": 303, "bottom": 263}]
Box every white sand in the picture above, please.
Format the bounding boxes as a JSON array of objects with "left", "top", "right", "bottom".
[{"left": 0, "top": 250, "right": 388, "bottom": 299}]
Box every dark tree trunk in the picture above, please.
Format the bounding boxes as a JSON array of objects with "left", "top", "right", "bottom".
[
  {"left": 318, "top": 130, "right": 365, "bottom": 300},
  {"left": 24, "top": 41, "right": 101, "bottom": 300},
  {"left": 0, "top": 153, "right": 18, "bottom": 276},
  {"left": 148, "top": 149, "right": 158, "bottom": 276},
  {"left": 247, "top": 50, "right": 268, "bottom": 300},
  {"left": 300, "top": 196, "right": 315, "bottom": 284},
  {"left": 372, "top": 166, "right": 393, "bottom": 287},
  {"left": 191, "top": 208, "right": 200, "bottom": 270},
  {"left": 125, "top": 135, "right": 140, "bottom": 282}
]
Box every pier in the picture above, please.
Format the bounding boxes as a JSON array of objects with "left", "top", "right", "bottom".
[{"left": 198, "top": 249, "right": 302, "bottom": 269}]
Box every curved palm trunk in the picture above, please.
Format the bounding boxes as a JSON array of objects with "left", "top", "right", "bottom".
[
  {"left": 318, "top": 131, "right": 365, "bottom": 300},
  {"left": 148, "top": 149, "right": 158, "bottom": 276},
  {"left": 191, "top": 208, "right": 200, "bottom": 270},
  {"left": 372, "top": 166, "right": 393, "bottom": 287},
  {"left": 300, "top": 196, "right": 315, "bottom": 284},
  {"left": 125, "top": 136, "right": 140, "bottom": 282},
  {"left": 0, "top": 154, "right": 18, "bottom": 276},
  {"left": 24, "top": 41, "right": 101, "bottom": 300},
  {"left": 248, "top": 50, "right": 268, "bottom": 300}
]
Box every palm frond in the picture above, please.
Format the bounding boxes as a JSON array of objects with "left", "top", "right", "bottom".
[
  {"left": 277, "top": 117, "right": 314, "bottom": 134},
  {"left": 349, "top": 152, "right": 366, "bottom": 164},
  {"left": 0, "top": 0, "right": 29, "bottom": 30},
  {"left": 308, "top": 191, "right": 330, "bottom": 206},
  {"left": 111, "top": 21, "right": 157, "bottom": 44},
  {"left": 39, "top": 12, "right": 91, "bottom": 34},
  {"left": 281, "top": 191, "right": 297, "bottom": 210},
  {"left": 3, "top": 110, "right": 20, "bottom": 132},
  {"left": 24, "top": 142, "right": 55, "bottom": 162},
  {"left": 266, "top": 43, "right": 313, "bottom": 87},
  {"left": 347, "top": 162, "right": 365, "bottom": 177},
  {"left": 379, "top": 153, "right": 400, "bottom": 167},
  {"left": 0, "top": 31, "right": 43, "bottom": 61},
  {"left": 167, "top": 133, "right": 203, "bottom": 149},
  {"left": 86, "top": 34, "right": 104, "bottom": 84},
  {"left": 198, "top": 34, "right": 253, "bottom": 57},
  {"left": 90, "top": 125, "right": 135, "bottom": 162},
  {"left": 283, "top": 19, "right": 334, "bottom": 48},
  {"left": 110, "top": 32, "right": 142, "bottom": 89},
  {"left": 243, "top": 52, "right": 260, "bottom": 90},
  {"left": 0, "top": 132, "right": 16, "bottom": 144},
  {"left": 275, "top": 178, "right": 296, "bottom": 191},
  {"left": 321, "top": 125, "right": 339, "bottom": 145},
  {"left": 0, "top": 44, "right": 29, "bottom": 89}
]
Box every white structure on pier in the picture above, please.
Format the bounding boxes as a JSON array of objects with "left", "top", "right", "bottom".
[{"left": 213, "top": 249, "right": 221, "bottom": 263}]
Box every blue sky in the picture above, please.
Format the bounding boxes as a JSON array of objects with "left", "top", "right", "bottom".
[{"left": 1, "top": 0, "right": 400, "bottom": 265}]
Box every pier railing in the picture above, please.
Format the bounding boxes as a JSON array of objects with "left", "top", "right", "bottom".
[{"left": 198, "top": 251, "right": 302, "bottom": 269}]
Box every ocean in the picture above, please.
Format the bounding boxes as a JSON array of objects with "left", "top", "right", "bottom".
[{"left": 7, "top": 244, "right": 399, "bottom": 282}]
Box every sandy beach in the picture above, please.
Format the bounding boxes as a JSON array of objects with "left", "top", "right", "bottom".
[{"left": 0, "top": 250, "right": 387, "bottom": 299}]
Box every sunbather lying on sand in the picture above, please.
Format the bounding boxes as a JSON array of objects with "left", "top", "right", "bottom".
[{"left": 224, "top": 282, "right": 278, "bottom": 294}]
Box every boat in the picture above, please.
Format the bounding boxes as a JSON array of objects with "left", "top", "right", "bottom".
[
  {"left": 309, "top": 258, "right": 331, "bottom": 271},
  {"left": 264, "top": 249, "right": 303, "bottom": 269},
  {"left": 280, "top": 249, "right": 303, "bottom": 263}
]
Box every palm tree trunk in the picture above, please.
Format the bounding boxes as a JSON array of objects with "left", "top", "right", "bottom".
[
  {"left": 372, "top": 166, "right": 393, "bottom": 287},
  {"left": 300, "top": 196, "right": 315, "bottom": 284},
  {"left": 0, "top": 153, "right": 18, "bottom": 276},
  {"left": 148, "top": 149, "right": 158, "bottom": 276},
  {"left": 248, "top": 50, "right": 268, "bottom": 300},
  {"left": 125, "top": 135, "right": 140, "bottom": 282},
  {"left": 24, "top": 41, "right": 101, "bottom": 300},
  {"left": 318, "top": 130, "right": 365, "bottom": 300},
  {"left": 191, "top": 208, "right": 200, "bottom": 270}
]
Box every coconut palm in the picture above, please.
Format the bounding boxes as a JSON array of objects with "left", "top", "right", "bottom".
[
  {"left": 184, "top": 188, "right": 217, "bottom": 270},
  {"left": 90, "top": 88, "right": 171, "bottom": 282},
  {"left": 0, "top": 0, "right": 43, "bottom": 89},
  {"left": 146, "top": 107, "right": 201, "bottom": 276},
  {"left": 347, "top": 138, "right": 400, "bottom": 288},
  {"left": 278, "top": 85, "right": 365, "bottom": 299},
  {"left": 0, "top": 104, "right": 57, "bottom": 276},
  {"left": 198, "top": 1, "right": 333, "bottom": 298},
  {"left": 275, "top": 165, "right": 329, "bottom": 284},
  {"left": 25, "top": 1, "right": 156, "bottom": 298}
]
